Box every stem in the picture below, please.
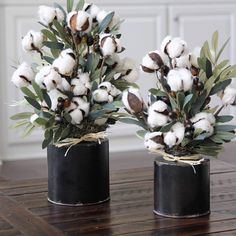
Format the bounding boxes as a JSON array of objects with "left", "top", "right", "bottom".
[
  {"left": 99, "top": 57, "right": 106, "bottom": 84},
  {"left": 214, "top": 105, "right": 225, "bottom": 116},
  {"left": 168, "top": 56, "right": 173, "bottom": 69}
]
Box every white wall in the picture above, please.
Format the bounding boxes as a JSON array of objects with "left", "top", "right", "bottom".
[{"left": 0, "top": 0, "right": 236, "bottom": 160}]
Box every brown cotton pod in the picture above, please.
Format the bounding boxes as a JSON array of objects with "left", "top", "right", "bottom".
[
  {"left": 151, "top": 134, "right": 164, "bottom": 144},
  {"left": 69, "top": 13, "right": 78, "bottom": 33},
  {"left": 149, "top": 52, "right": 164, "bottom": 68},
  {"left": 141, "top": 65, "right": 155, "bottom": 73},
  {"left": 127, "top": 92, "right": 143, "bottom": 113},
  {"left": 191, "top": 65, "right": 199, "bottom": 76}
]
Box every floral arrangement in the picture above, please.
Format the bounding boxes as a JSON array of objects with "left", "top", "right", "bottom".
[
  {"left": 10, "top": 0, "right": 138, "bottom": 148},
  {"left": 121, "top": 32, "right": 236, "bottom": 157}
]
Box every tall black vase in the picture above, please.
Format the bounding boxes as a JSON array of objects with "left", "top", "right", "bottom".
[
  {"left": 47, "top": 139, "right": 110, "bottom": 206},
  {"left": 154, "top": 156, "right": 210, "bottom": 218}
]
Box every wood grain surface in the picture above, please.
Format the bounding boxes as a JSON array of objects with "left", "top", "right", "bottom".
[{"left": 0, "top": 159, "right": 236, "bottom": 235}]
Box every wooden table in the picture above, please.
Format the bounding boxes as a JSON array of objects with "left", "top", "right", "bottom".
[{"left": 1, "top": 159, "right": 236, "bottom": 236}]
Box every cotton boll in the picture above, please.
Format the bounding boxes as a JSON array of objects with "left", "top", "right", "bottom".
[
  {"left": 71, "top": 79, "right": 87, "bottom": 96},
  {"left": 171, "top": 122, "right": 185, "bottom": 145},
  {"left": 78, "top": 73, "right": 91, "bottom": 90},
  {"left": 144, "top": 132, "right": 164, "bottom": 150},
  {"left": 110, "top": 85, "right": 121, "bottom": 97},
  {"left": 76, "top": 11, "right": 92, "bottom": 33},
  {"left": 72, "top": 97, "right": 90, "bottom": 116},
  {"left": 48, "top": 89, "right": 67, "bottom": 111},
  {"left": 172, "top": 54, "right": 191, "bottom": 69},
  {"left": 11, "top": 62, "right": 35, "bottom": 88},
  {"left": 38, "top": 6, "right": 64, "bottom": 26},
  {"left": 22, "top": 30, "right": 44, "bottom": 52},
  {"left": 167, "top": 68, "right": 193, "bottom": 92},
  {"left": 147, "top": 112, "right": 169, "bottom": 128},
  {"left": 191, "top": 112, "right": 215, "bottom": 125},
  {"left": 52, "top": 49, "right": 76, "bottom": 76},
  {"left": 97, "top": 10, "right": 120, "bottom": 30},
  {"left": 147, "top": 100, "right": 169, "bottom": 128},
  {"left": 99, "top": 81, "right": 112, "bottom": 92},
  {"left": 84, "top": 4, "right": 100, "bottom": 19},
  {"left": 164, "top": 131, "right": 177, "bottom": 148},
  {"left": 58, "top": 78, "right": 71, "bottom": 91},
  {"left": 93, "top": 89, "right": 110, "bottom": 103},
  {"left": 141, "top": 54, "right": 159, "bottom": 72},
  {"left": 190, "top": 47, "right": 201, "bottom": 68},
  {"left": 122, "top": 87, "right": 143, "bottom": 114},
  {"left": 193, "top": 119, "right": 214, "bottom": 137},
  {"left": 99, "top": 34, "right": 121, "bottom": 56},
  {"left": 67, "top": 11, "right": 77, "bottom": 32},
  {"left": 222, "top": 86, "right": 236, "bottom": 105},
  {"left": 70, "top": 109, "right": 84, "bottom": 124},
  {"left": 160, "top": 36, "right": 172, "bottom": 54}
]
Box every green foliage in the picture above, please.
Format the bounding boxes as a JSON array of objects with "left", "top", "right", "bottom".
[{"left": 98, "top": 12, "right": 115, "bottom": 33}]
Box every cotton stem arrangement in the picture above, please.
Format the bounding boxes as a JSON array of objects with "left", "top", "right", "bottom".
[
  {"left": 121, "top": 32, "right": 236, "bottom": 157},
  {"left": 10, "top": 0, "right": 139, "bottom": 149}
]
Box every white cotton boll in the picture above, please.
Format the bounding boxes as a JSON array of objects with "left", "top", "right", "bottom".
[
  {"left": 110, "top": 54, "right": 122, "bottom": 68},
  {"left": 70, "top": 109, "right": 84, "bottom": 124},
  {"left": 172, "top": 122, "right": 185, "bottom": 145},
  {"left": 108, "top": 95, "right": 114, "bottom": 103},
  {"left": 150, "top": 100, "right": 168, "bottom": 113},
  {"left": 44, "top": 67, "right": 62, "bottom": 91},
  {"left": 164, "top": 131, "right": 177, "bottom": 148},
  {"left": 99, "top": 34, "right": 117, "bottom": 56},
  {"left": 160, "top": 36, "right": 172, "bottom": 54},
  {"left": 30, "top": 114, "right": 39, "bottom": 124},
  {"left": 191, "top": 112, "right": 215, "bottom": 125},
  {"left": 193, "top": 119, "right": 214, "bottom": 137},
  {"left": 97, "top": 10, "right": 120, "bottom": 29},
  {"left": 96, "top": 10, "right": 108, "bottom": 23},
  {"left": 93, "top": 89, "right": 109, "bottom": 103},
  {"left": 38, "top": 6, "right": 64, "bottom": 26},
  {"left": 222, "top": 86, "right": 236, "bottom": 105},
  {"left": 144, "top": 132, "right": 164, "bottom": 150},
  {"left": 167, "top": 68, "right": 192, "bottom": 92},
  {"left": 67, "top": 11, "right": 77, "bottom": 30},
  {"left": 48, "top": 89, "right": 67, "bottom": 111},
  {"left": 72, "top": 97, "right": 90, "bottom": 116},
  {"left": 141, "top": 54, "right": 159, "bottom": 72},
  {"left": 22, "top": 30, "right": 44, "bottom": 52},
  {"left": 167, "top": 37, "right": 187, "bottom": 59},
  {"left": 121, "top": 57, "right": 139, "bottom": 83},
  {"left": 147, "top": 111, "right": 168, "bottom": 128},
  {"left": 110, "top": 85, "right": 121, "bottom": 97},
  {"left": 71, "top": 79, "right": 87, "bottom": 96},
  {"left": 52, "top": 49, "right": 76, "bottom": 76},
  {"left": 123, "top": 67, "right": 139, "bottom": 83},
  {"left": 35, "top": 66, "right": 49, "bottom": 89},
  {"left": 172, "top": 54, "right": 191, "bottom": 69},
  {"left": 78, "top": 73, "right": 91, "bottom": 90},
  {"left": 58, "top": 78, "right": 71, "bottom": 91},
  {"left": 99, "top": 81, "right": 112, "bottom": 92},
  {"left": 11, "top": 62, "right": 34, "bottom": 88},
  {"left": 84, "top": 4, "right": 100, "bottom": 19},
  {"left": 76, "top": 11, "right": 92, "bottom": 33},
  {"left": 190, "top": 47, "right": 201, "bottom": 68}
]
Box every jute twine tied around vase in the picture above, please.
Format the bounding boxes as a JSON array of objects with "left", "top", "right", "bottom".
[
  {"left": 55, "top": 131, "right": 107, "bottom": 156},
  {"left": 149, "top": 149, "right": 205, "bottom": 174}
]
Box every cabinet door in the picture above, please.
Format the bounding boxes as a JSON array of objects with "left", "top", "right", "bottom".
[
  {"left": 169, "top": 4, "right": 236, "bottom": 124},
  {"left": 3, "top": 3, "right": 167, "bottom": 160}
]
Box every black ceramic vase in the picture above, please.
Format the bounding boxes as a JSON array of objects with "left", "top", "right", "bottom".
[
  {"left": 154, "top": 156, "right": 210, "bottom": 218},
  {"left": 47, "top": 139, "right": 110, "bottom": 206}
]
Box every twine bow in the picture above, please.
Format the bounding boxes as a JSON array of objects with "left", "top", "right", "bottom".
[
  {"left": 149, "top": 149, "right": 204, "bottom": 174},
  {"left": 55, "top": 131, "right": 107, "bottom": 157}
]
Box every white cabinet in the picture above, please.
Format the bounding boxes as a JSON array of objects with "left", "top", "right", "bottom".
[{"left": 0, "top": 0, "right": 235, "bottom": 161}]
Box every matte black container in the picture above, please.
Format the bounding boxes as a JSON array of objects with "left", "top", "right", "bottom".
[
  {"left": 47, "top": 139, "right": 110, "bottom": 206},
  {"left": 154, "top": 157, "right": 210, "bottom": 218}
]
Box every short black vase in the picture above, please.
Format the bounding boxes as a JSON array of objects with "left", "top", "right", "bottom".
[
  {"left": 47, "top": 139, "right": 110, "bottom": 206},
  {"left": 154, "top": 156, "right": 210, "bottom": 218}
]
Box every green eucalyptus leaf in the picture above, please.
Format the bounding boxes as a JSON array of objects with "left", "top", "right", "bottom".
[
  {"left": 32, "top": 81, "right": 44, "bottom": 101},
  {"left": 215, "top": 125, "right": 236, "bottom": 132},
  {"left": 205, "top": 75, "right": 216, "bottom": 96},
  {"left": 61, "top": 126, "right": 71, "bottom": 139},
  {"left": 98, "top": 12, "right": 114, "bottom": 33},
  {"left": 43, "top": 56, "right": 54, "bottom": 64},
  {"left": 113, "top": 101, "right": 123, "bottom": 108},
  {"left": 43, "top": 41, "right": 64, "bottom": 50},
  {"left": 24, "top": 96, "right": 41, "bottom": 110},
  {"left": 136, "top": 130, "right": 147, "bottom": 139},
  {"left": 42, "top": 129, "right": 53, "bottom": 149},
  {"left": 212, "top": 31, "right": 218, "bottom": 53},
  {"left": 149, "top": 88, "right": 166, "bottom": 97},
  {"left": 22, "top": 123, "right": 35, "bottom": 138},
  {"left": 183, "top": 94, "right": 193, "bottom": 110},
  {"left": 209, "top": 79, "right": 231, "bottom": 96},
  {"left": 34, "top": 117, "right": 47, "bottom": 126},
  {"left": 53, "top": 126, "right": 63, "bottom": 143},
  {"left": 10, "top": 112, "right": 33, "bottom": 120},
  {"left": 41, "top": 29, "right": 57, "bottom": 41},
  {"left": 119, "top": 117, "right": 146, "bottom": 129},
  {"left": 76, "top": 0, "right": 85, "bottom": 11},
  {"left": 216, "top": 115, "right": 233, "bottom": 123},
  {"left": 53, "top": 3, "right": 67, "bottom": 21},
  {"left": 42, "top": 90, "right": 51, "bottom": 109},
  {"left": 10, "top": 120, "right": 29, "bottom": 129},
  {"left": 67, "top": 0, "right": 74, "bottom": 12},
  {"left": 21, "top": 87, "right": 36, "bottom": 99},
  {"left": 216, "top": 131, "right": 235, "bottom": 141},
  {"left": 63, "top": 112, "right": 72, "bottom": 123},
  {"left": 160, "top": 121, "right": 175, "bottom": 132},
  {"left": 205, "top": 59, "right": 213, "bottom": 78},
  {"left": 216, "top": 37, "right": 230, "bottom": 63},
  {"left": 169, "top": 96, "right": 178, "bottom": 110},
  {"left": 177, "top": 92, "right": 185, "bottom": 109}
]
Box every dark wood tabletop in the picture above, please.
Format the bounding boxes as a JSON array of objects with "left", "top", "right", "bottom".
[{"left": 1, "top": 158, "right": 236, "bottom": 236}]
